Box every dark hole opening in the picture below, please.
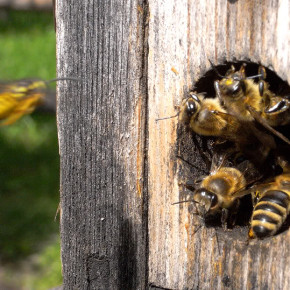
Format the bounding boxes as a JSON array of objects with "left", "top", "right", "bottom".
[{"left": 177, "top": 61, "right": 290, "bottom": 240}]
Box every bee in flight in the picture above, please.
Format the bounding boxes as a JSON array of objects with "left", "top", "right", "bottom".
[
  {"left": 175, "top": 153, "right": 260, "bottom": 230},
  {"left": 213, "top": 63, "right": 290, "bottom": 145},
  {"left": 248, "top": 152, "right": 290, "bottom": 239},
  {"left": 0, "top": 77, "right": 78, "bottom": 126}
]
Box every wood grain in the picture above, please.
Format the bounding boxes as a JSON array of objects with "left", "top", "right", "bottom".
[
  {"left": 56, "top": 0, "right": 148, "bottom": 289},
  {"left": 148, "top": 0, "right": 290, "bottom": 289}
]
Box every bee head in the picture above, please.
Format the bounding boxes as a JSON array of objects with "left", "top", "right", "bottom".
[
  {"left": 219, "top": 73, "right": 246, "bottom": 98},
  {"left": 187, "top": 92, "right": 201, "bottom": 113},
  {"left": 194, "top": 188, "right": 219, "bottom": 215},
  {"left": 179, "top": 92, "right": 202, "bottom": 124}
]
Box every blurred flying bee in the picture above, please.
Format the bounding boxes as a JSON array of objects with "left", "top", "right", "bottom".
[
  {"left": 175, "top": 154, "right": 260, "bottom": 229},
  {"left": 0, "top": 77, "right": 78, "bottom": 126},
  {"left": 0, "top": 79, "right": 46, "bottom": 125},
  {"left": 214, "top": 63, "right": 290, "bottom": 145},
  {"left": 248, "top": 150, "right": 290, "bottom": 239}
]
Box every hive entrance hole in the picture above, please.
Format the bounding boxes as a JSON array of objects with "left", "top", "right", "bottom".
[
  {"left": 177, "top": 61, "right": 290, "bottom": 239},
  {"left": 194, "top": 61, "right": 290, "bottom": 97}
]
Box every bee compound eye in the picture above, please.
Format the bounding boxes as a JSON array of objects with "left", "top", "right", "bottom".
[
  {"left": 224, "top": 79, "right": 241, "bottom": 97},
  {"left": 186, "top": 99, "right": 197, "bottom": 115},
  {"left": 231, "top": 80, "right": 241, "bottom": 95},
  {"left": 189, "top": 93, "right": 201, "bottom": 103},
  {"left": 265, "top": 99, "right": 287, "bottom": 114},
  {"left": 210, "top": 194, "right": 218, "bottom": 208},
  {"left": 196, "top": 188, "right": 217, "bottom": 208}
]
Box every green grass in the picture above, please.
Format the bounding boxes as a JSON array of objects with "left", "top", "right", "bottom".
[
  {"left": 0, "top": 9, "right": 62, "bottom": 289},
  {"left": 0, "top": 114, "right": 60, "bottom": 261},
  {"left": 0, "top": 9, "right": 56, "bottom": 80}
]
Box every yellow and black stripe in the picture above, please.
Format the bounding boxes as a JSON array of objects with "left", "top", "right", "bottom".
[{"left": 249, "top": 188, "right": 290, "bottom": 239}]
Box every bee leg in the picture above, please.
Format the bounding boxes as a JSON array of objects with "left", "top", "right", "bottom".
[
  {"left": 228, "top": 200, "right": 240, "bottom": 228},
  {"left": 258, "top": 80, "right": 265, "bottom": 97},
  {"left": 265, "top": 99, "right": 289, "bottom": 114},
  {"left": 247, "top": 105, "right": 290, "bottom": 146},
  {"left": 193, "top": 224, "right": 202, "bottom": 234},
  {"left": 183, "top": 179, "right": 196, "bottom": 191},
  {"left": 251, "top": 191, "right": 260, "bottom": 206},
  {"left": 239, "top": 63, "right": 247, "bottom": 78},
  {"left": 191, "top": 133, "right": 212, "bottom": 169},
  {"left": 193, "top": 176, "right": 207, "bottom": 184},
  {"left": 247, "top": 227, "right": 255, "bottom": 241},
  {"left": 258, "top": 66, "right": 267, "bottom": 97},
  {"left": 232, "top": 151, "right": 247, "bottom": 165},
  {"left": 243, "top": 232, "right": 251, "bottom": 246},
  {"left": 225, "top": 65, "right": 236, "bottom": 77},
  {"left": 214, "top": 81, "right": 223, "bottom": 105},
  {"left": 212, "top": 138, "right": 227, "bottom": 147},
  {"left": 221, "top": 208, "right": 229, "bottom": 230},
  {"left": 201, "top": 136, "right": 212, "bottom": 159},
  {"left": 176, "top": 155, "right": 208, "bottom": 175}
]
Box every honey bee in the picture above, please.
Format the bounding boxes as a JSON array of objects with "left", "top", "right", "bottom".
[
  {"left": 248, "top": 173, "right": 290, "bottom": 239},
  {"left": 177, "top": 154, "right": 259, "bottom": 229},
  {"left": 156, "top": 90, "right": 275, "bottom": 167},
  {"left": 248, "top": 151, "right": 290, "bottom": 239},
  {"left": 178, "top": 92, "right": 242, "bottom": 138},
  {"left": 177, "top": 92, "right": 274, "bottom": 166},
  {"left": 0, "top": 77, "right": 78, "bottom": 126},
  {"left": 214, "top": 64, "right": 265, "bottom": 122},
  {"left": 0, "top": 79, "right": 46, "bottom": 125},
  {"left": 214, "top": 63, "right": 290, "bottom": 145}
]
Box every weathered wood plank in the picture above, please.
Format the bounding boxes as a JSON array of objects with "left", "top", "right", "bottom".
[
  {"left": 148, "top": 0, "right": 290, "bottom": 289},
  {"left": 56, "top": 1, "right": 148, "bottom": 289}
]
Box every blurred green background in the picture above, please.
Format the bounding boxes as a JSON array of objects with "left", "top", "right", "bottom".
[{"left": 0, "top": 9, "right": 62, "bottom": 289}]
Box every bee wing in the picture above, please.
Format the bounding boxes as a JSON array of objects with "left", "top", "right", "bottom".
[
  {"left": 247, "top": 105, "right": 290, "bottom": 145},
  {"left": 248, "top": 182, "right": 275, "bottom": 193},
  {"left": 230, "top": 187, "right": 253, "bottom": 199},
  {"left": 210, "top": 109, "right": 242, "bottom": 136},
  {"left": 230, "top": 180, "right": 275, "bottom": 200},
  {"left": 210, "top": 152, "right": 228, "bottom": 173}
]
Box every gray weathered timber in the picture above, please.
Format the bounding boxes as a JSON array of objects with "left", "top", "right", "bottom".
[
  {"left": 148, "top": 0, "right": 290, "bottom": 289},
  {"left": 56, "top": 1, "right": 148, "bottom": 289}
]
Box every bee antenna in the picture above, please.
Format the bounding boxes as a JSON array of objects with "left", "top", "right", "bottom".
[
  {"left": 155, "top": 112, "right": 179, "bottom": 122},
  {"left": 45, "top": 77, "right": 83, "bottom": 84},
  {"left": 246, "top": 74, "right": 264, "bottom": 80},
  {"left": 193, "top": 224, "right": 202, "bottom": 234},
  {"left": 208, "top": 59, "right": 226, "bottom": 79},
  {"left": 172, "top": 199, "right": 199, "bottom": 205},
  {"left": 176, "top": 155, "right": 208, "bottom": 175}
]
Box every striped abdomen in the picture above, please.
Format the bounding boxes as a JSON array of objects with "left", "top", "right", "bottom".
[{"left": 249, "top": 189, "right": 290, "bottom": 239}]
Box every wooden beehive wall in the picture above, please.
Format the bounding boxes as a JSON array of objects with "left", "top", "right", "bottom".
[
  {"left": 56, "top": 0, "right": 290, "bottom": 289},
  {"left": 56, "top": 0, "right": 148, "bottom": 289},
  {"left": 148, "top": 0, "right": 290, "bottom": 289}
]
